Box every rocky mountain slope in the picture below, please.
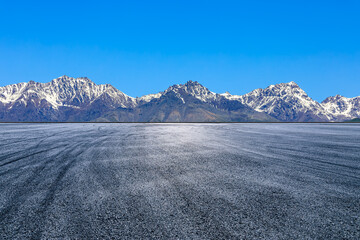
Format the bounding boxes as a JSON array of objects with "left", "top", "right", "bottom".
[
  {"left": 98, "top": 81, "right": 275, "bottom": 122},
  {"left": 0, "top": 76, "right": 135, "bottom": 121},
  {"left": 221, "top": 82, "right": 333, "bottom": 122},
  {"left": 0, "top": 76, "right": 358, "bottom": 122},
  {"left": 322, "top": 95, "right": 360, "bottom": 121}
]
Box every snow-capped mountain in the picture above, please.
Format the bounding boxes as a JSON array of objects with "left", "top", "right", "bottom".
[
  {"left": 0, "top": 76, "right": 358, "bottom": 122},
  {"left": 0, "top": 76, "right": 135, "bottom": 121},
  {"left": 136, "top": 80, "right": 221, "bottom": 105},
  {"left": 322, "top": 95, "right": 360, "bottom": 121},
  {"left": 221, "top": 81, "right": 332, "bottom": 122},
  {"left": 0, "top": 75, "right": 135, "bottom": 109},
  {"left": 163, "top": 80, "right": 222, "bottom": 103},
  {"left": 100, "top": 80, "right": 276, "bottom": 122}
]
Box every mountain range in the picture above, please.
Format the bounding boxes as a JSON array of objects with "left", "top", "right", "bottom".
[{"left": 0, "top": 75, "right": 359, "bottom": 122}]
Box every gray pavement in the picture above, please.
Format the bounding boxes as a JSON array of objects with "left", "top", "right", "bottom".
[{"left": 0, "top": 123, "right": 359, "bottom": 239}]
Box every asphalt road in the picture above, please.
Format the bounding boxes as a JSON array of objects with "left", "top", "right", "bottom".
[{"left": 0, "top": 123, "right": 359, "bottom": 239}]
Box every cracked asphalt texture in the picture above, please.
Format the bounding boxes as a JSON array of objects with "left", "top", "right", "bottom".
[{"left": 0, "top": 123, "right": 359, "bottom": 239}]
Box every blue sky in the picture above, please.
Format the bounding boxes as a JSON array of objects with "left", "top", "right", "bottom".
[{"left": 0, "top": 0, "right": 359, "bottom": 101}]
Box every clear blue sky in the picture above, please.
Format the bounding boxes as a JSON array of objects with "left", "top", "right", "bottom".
[{"left": 0, "top": 0, "right": 359, "bottom": 101}]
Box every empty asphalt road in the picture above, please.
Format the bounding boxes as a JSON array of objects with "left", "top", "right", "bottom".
[{"left": 0, "top": 123, "right": 359, "bottom": 239}]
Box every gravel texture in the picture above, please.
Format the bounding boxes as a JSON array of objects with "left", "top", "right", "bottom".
[{"left": 0, "top": 123, "right": 359, "bottom": 239}]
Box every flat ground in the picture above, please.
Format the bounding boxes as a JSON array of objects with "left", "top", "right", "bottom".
[{"left": 0, "top": 123, "right": 359, "bottom": 239}]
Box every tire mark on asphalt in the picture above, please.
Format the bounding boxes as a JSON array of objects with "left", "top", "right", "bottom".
[
  {"left": 0, "top": 136, "right": 45, "bottom": 148},
  {"left": 30, "top": 143, "right": 88, "bottom": 240},
  {"left": 27, "top": 133, "right": 113, "bottom": 239},
  {"left": 0, "top": 129, "right": 73, "bottom": 162},
  {"left": 0, "top": 142, "right": 81, "bottom": 224},
  {"left": 220, "top": 139, "right": 360, "bottom": 181},
  {"left": 0, "top": 145, "right": 67, "bottom": 167},
  {"left": 0, "top": 143, "right": 68, "bottom": 178},
  {"left": 269, "top": 145, "right": 360, "bottom": 171}
]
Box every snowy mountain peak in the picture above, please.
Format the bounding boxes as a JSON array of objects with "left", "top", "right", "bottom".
[
  {"left": 288, "top": 81, "right": 299, "bottom": 87},
  {"left": 53, "top": 75, "right": 72, "bottom": 82},
  {"left": 268, "top": 81, "right": 300, "bottom": 90},
  {"left": 322, "top": 94, "right": 345, "bottom": 103},
  {"left": 321, "top": 95, "right": 360, "bottom": 120},
  {"left": 184, "top": 80, "right": 201, "bottom": 86},
  {"left": 178, "top": 80, "right": 208, "bottom": 92},
  {"left": 164, "top": 80, "right": 219, "bottom": 103},
  {"left": 261, "top": 82, "right": 308, "bottom": 100},
  {"left": 237, "top": 81, "right": 332, "bottom": 121},
  {"left": 0, "top": 76, "right": 135, "bottom": 110},
  {"left": 51, "top": 75, "right": 94, "bottom": 85}
]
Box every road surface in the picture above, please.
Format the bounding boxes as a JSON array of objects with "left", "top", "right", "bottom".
[{"left": 0, "top": 123, "right": 359, "bottom": 239}]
